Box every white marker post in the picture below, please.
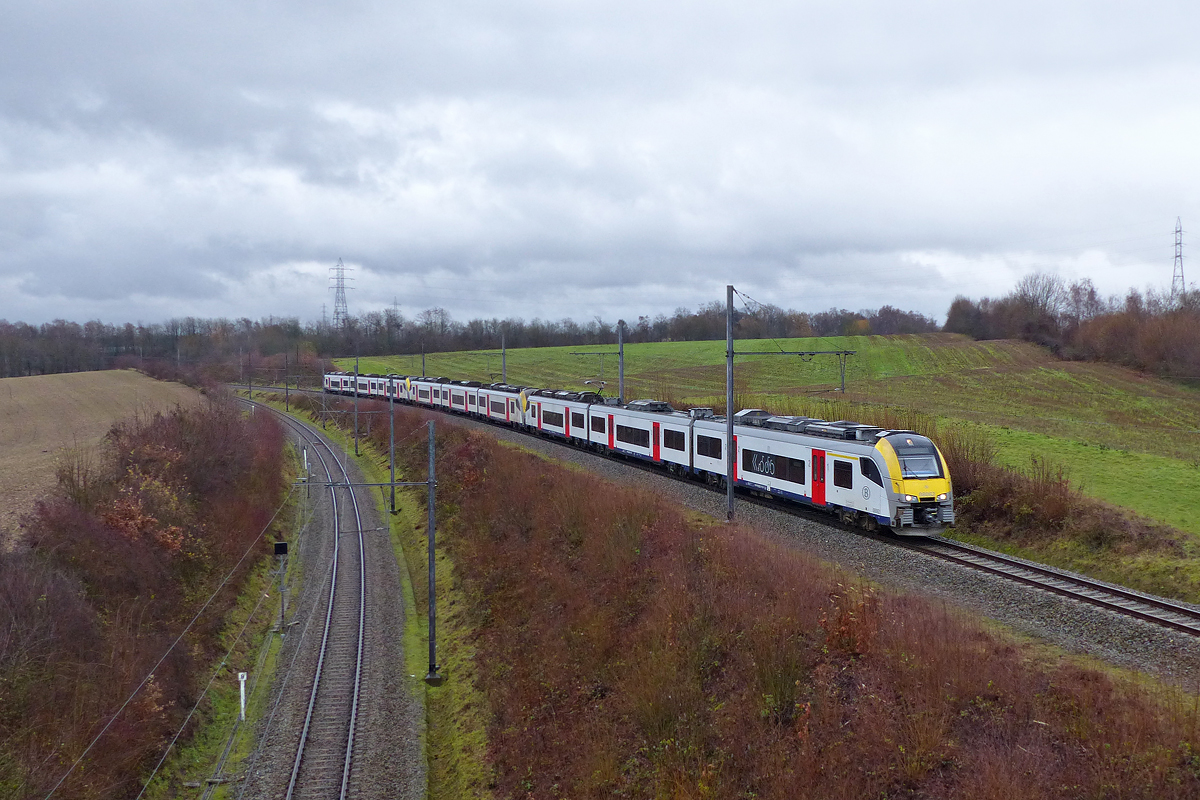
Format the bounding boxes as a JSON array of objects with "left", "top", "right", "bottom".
[{"left": 238, "top": 672, "right": 248, "bottom": 721}]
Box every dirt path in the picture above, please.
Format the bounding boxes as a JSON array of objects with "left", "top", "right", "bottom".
[{"left": 0, "top": 370, "right": 202, "bottom": 545}]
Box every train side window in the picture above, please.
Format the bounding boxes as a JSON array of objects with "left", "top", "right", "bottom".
[
  {"left": 572, "top": 412, "right": 585, "bottom": 429},
  {"left": 591, "top": 416, "right": 606, "bottom": 433},
  {"left": 860, "top": 457, "right": 884, "bottom": 486},
  {"left": 696, "top": 435, "right": 722, "bottom": 460},
  {"left": 663, "top": 428, "right": 685, "bottom": 451},
  {"left": 833, "top": 459, "right": 853, "bottom": 489},
  {"left": 469, "top": 396, "right": 476, "bottom": 406},
  {"left": 616, "top": 424, "right": 650, "bottom": 448},
  {"left": 789, "top": 457, "right": 806, "bottom": 484}
]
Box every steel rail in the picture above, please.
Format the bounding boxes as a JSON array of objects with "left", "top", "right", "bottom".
[
  {"left": 240, "top": 399, "right": 367, "bottom": 800},
  {"left": 899, "top": 536, "right": 1200, "bottom": 637}
]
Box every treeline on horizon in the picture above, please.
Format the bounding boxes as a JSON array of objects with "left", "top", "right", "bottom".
[
  {"left": 0, "top": 303, "right": 938, "bottom": 379},
  {"left": 2, "top": 273, "right": 1197, "bottom": 381}
]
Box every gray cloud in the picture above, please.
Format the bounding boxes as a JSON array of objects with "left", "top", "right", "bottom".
[{"left": 2, "top": 1, "right": 1199, "bottom": 326}]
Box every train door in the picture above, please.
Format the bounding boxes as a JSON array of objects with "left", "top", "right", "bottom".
[
  {"left": 812, "top": 450, "right": 826, "bottom": 505},
  {"left": 652, "top": 422, "right": 660, "bottom": 462}
]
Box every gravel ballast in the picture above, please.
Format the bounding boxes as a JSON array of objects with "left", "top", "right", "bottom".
[{"left": 239, "top": 408, "right": 426, "bottom": 800}]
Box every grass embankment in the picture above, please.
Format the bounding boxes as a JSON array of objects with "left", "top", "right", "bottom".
[
  {"left": 262, "top": 392, "right": 493, "bottom": 800},
  {"left": 316, "top": 395, "right": 1200, "bottom": 798},
  {"left": 341, "top": 335, "right": 1200, "bottom": 601},
  {"left": 0, "top": 393, "right": 288, "bottom": 799}
]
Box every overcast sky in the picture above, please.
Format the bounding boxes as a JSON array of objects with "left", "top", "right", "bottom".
[{"left": 3, "top": 1, "right": 1198, "bottom": 327}]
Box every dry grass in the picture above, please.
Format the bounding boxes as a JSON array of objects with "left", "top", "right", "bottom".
[{"left": 0, "top": 370, "right": 201, "bottom": 546}]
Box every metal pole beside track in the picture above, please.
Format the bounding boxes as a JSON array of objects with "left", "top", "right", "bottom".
[
  {"left": 726, "top": 284, "right": 735, "bottom": 522},
  {"left": 354, "top": 356, "right": 360, "bottom": 457},
  {"left": 425, "top": 420, "right": 441, "bottom": 683},
  {"left": 618, "top": 321, "right": 625, "bottom": 404},
  {"left": 389, "top": 379, "right": 396, "bottom": 513}
]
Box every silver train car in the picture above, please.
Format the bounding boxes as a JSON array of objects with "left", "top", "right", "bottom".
[{"left": 323, "top": 371, "right": 954, "bottom": 534}]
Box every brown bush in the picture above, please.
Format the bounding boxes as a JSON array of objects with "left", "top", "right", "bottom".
[
  {"left": 2, "top": 391, "right": 286, "bottom": 798},
  {"left": 339, "top": 399, "right": 1200, "bottom": 798}
]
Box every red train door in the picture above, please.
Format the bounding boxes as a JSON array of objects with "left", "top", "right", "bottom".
[
  {"left": 608, "top": 415, "right": 615, "bottom": 449},
  {"left": 812, "top": 450, "right": 826, "bottom": 505},
  {"left": 652, "top": 422, "right": 660, "bottom": 461}
]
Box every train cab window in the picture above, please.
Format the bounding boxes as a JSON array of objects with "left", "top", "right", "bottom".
[
  {"left": 833, "top": 459, "right": 853, "bottom": 489},
  {"left": 696, "top": 435, "right": 722, "bottom": 460},
  {"left": 591, "top": 417, "right": 606, "bottom": 434},
  {"left": 572, "top": 412, "right": 585, "bottom": 429},
  {"left": 663, "top": 429, "right": 685, "bottom": 451},
  {"left": 860, "top": 458, "right": 884, "bottom": 486},
  {"left": 884, "top": 434, "right": 945, "bottom": 479}
]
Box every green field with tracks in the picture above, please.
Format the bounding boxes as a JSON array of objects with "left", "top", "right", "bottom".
[{"left": 337, "top": 333, "right": 1200, "bottom": 537}]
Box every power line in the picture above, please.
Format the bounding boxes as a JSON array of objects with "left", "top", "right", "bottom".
[{"left": 43, "top": 487, "right": 298, "bottom": 800}]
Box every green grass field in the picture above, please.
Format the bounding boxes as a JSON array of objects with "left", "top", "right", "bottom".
[{"left": 337, "top": 334, "right": 1200, "bottom": 537}]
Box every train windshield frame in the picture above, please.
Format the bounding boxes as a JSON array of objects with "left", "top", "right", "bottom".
[{"left": 885, "top": 434, "right": 944, "bottom": 479}]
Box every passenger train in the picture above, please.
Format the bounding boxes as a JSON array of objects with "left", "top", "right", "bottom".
[{"left": 323, "top": 371, "right": 954, "bottom": 534}]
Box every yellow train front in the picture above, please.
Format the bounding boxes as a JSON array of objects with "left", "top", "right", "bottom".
[{"left": 874, "top": 432, "right": 954, "bottom": 531}]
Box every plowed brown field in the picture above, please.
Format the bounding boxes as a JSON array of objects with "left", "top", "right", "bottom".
[{"left": 0, "top": 370, "right": 202, "bottom": 546}]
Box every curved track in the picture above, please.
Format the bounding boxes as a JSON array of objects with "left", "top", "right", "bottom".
[
  {"left": 241, "top": 399, "right": 367, "bottom": 800},
  {"left": 255, "top": 387, "right": 1200, "bottom": 640}
]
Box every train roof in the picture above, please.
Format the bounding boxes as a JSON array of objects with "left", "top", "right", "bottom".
[{"left": 323, "top": 371, "right": 925, "bottom": 445}]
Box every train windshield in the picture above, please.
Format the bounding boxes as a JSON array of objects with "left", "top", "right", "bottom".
[{"left": 885, "top": 434, "right": 944, "bottom": 479}]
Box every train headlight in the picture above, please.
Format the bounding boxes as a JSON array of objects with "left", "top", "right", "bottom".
[
  {"left": 937, "top": 493, "right": 948, "bottom": 501},
  {"left": 904, "top": 494, "right": 916, "bottom": 503}
]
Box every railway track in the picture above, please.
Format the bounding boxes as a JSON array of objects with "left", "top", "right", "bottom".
[
  {"left": 240, "top": 399, "right": 367, "bottom": 800},
  {"left": 897, "top": 536, "right": 1200, "bottom": 637},
  {"left": 248, "top": 387, "right": 1200, "bottom": 640}
]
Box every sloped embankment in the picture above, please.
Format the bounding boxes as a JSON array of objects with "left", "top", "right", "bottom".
[
  {"left": 0, "top": 393, "right": 286, "bottom": 799},
  {"left": 362, "top": 401, "right": 1200, "bottom": 798}
]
